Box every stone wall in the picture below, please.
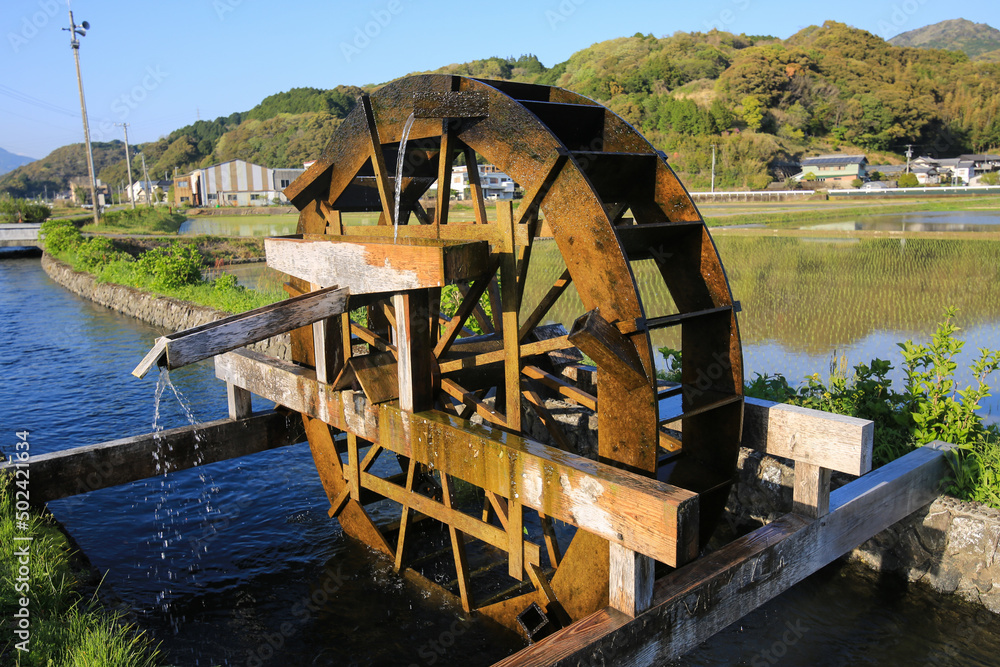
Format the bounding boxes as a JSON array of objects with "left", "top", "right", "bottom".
[{"left": 41, "top": 253, "right": 290, "bottom": 360}]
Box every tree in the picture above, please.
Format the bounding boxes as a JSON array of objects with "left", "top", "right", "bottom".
[
  {"left": 738, "top": 95, "right": 765, "bottom": 132},
  {"left": 851, "top": 178, "right": 863, "bottom": 188},
  {"left": 981, "top": 171, "right": 1000, "bottom": 185},
  {"left": 869, "top": 171, "right": 883, "bottom": 181},
  {"left": 898, "top": 173, "right": 919, "bottom": 188}
]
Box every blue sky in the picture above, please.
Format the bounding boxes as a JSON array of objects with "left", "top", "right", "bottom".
[{"left": 1, "top": 0, "right": 997, "bottom": 159}]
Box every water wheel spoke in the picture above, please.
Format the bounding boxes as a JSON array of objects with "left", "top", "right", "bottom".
[
  {"left": 522, "top": 383, "right": 573, "bottom": 452},
  {"left": 434, "top": 259, "right": 501, "bottom": 358},
  {"left": 360, "top": 94, "right": 396, "bottom": 225},
  {"left": 538, "top": 513, "right": 561, "bottom": 568},
  {"left": 522, "top": 365, "right": 597, "bottom": 411},
  {"left": 436, "top": 125, "right": 456, "bottom": 226},
  {"left": 518, "top": 268, "right": 572, "bottom": 343},
  {"left": 393, "top": 457, "right": 418, "bottom": 572},
  {"left": 440, "top": 378, "right": 506, "bottom": 428},
  {"left": 441, "top": 472, "right": 473, "bottom": 612},
  {"left": 463, "top": 145, "right": 489, "bottom": 226},
  {"left": 350, "top": 322, "right": 397, "bottom": 356}
]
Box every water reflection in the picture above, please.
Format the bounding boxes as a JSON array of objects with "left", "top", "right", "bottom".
[
  {"left": 802, "top": 210, "right": 1000, "bottom": 233},
  {"left": 178, "top": 216, "right": 298, "bottom": 237}
]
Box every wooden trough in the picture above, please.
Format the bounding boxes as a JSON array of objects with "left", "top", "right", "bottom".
[{"left": 3, "top": 74, "right": 957, "bottom": 665}]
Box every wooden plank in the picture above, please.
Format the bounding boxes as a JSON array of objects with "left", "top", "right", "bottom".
[
  {"left": 436, "top": 124, "right": 455, "bottom": 226},
  {"left": 340, "top": 221, "right": 531, "bottom": 247},
  {"left": 793, "top": 461, "right": 832, "bottom": 519},
  {"left": 509, "top": 497, "right": 524, "bottom": 580},
  {"left": 492, "top": 441, "right": 955, "bottom": 666},
  {"left": 394, "top": 457, "right": 418, "bottom": 571},
  {"left": 464, "top": 146, "right": 489, "bottom": 226},
  {"left": 226, "top": 383, "right": 252, "bottom": 419},
  {"left": 131, "top": 285, "right": 349, "bottom": 377},
  {"left": 216, "top": 349, "right": 700, "bottom": 566},
  {"left": 2, "top": 411, "right": 304, "bottom": 504},
  {"left": 433, "top": 257, "right": 501, "bottom": 358},
  {"left": 265, "top": 236, "right": 489, "bottom": 294},
  {"left": 567, "top": 309, "right": 648, "bottom": 391},
  {"left": 394, "top": 292, "right": 433, "bottom": 413},
  {"left": 349, "top": 352, "right": 400, "bottom": 404},
  {"left": 440, "top": 378, "right": 507, "bottom": 428},
  {"left": 744, "top": 397, "right": 874, "bottom": 475},
  {"left": 438, "top": 335, "right": 573, "bottom": 374}
]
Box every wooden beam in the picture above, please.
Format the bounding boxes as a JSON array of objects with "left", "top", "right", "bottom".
[
  {"left": 438, "top": 335, "right": 573, "bottom": 374},
  {"left": 519, "top": 269, "right": 572, "bottom": 343},
  {"left": 608, "top": 542, "right": 654, "bottom": 618},
  {"left": 499, "top": 201, "right": 522, "bottom": 432},
  {"left": 743, "top": 397, "right": 874, "bottom": 475},
  {"left": 2, "top": 411, "right": 304, "bottom": 504},
  {"left": 131, "top": 285, "right": 350, "bottom": 377},
  {"left": 265, "top": 236, "right": 490, "bottom": 294},
  {"left": 216, "top": 349, "right": 699, "bottom": 565},
  {"left": 567, "top": 309, "right": 648, "bottom": 391},
  {"left": 394, "top": 291, "right": 433, "bottom": 413},
  {"left": 360, "top": 94, "right": 396, "bottom": 225},
  {"left": 490, "top": 441, "right": 955, "bottom": 667}
]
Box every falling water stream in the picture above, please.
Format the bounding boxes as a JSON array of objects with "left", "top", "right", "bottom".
[{"left": 393, "top": 113, "right": 416, "bottom": 243}]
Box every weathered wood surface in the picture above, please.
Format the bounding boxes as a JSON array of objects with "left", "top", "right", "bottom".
[
  {"left": 491, "top": 441, "right": 954, "bottom": 667},
  {"left": 793, "top": 461, "right": 832, "bottom": 519},
  {"left": 0, "top": 411, "right": 305, "bottom": 504},
  {"left": 413, "top": 91, "right": 489, "bottom": 118},
  {"left": 743, "top": 397, "right": 873, "bottom": 475},
  {"left": 215, "top": 349, "right": 700, "bottom": 566},
  {"left": 567, "top": 309, "right": 648, "bottom": 391},
  {"left": 130, "top": 285, "right": 349, "bottom": 378},
  {"left": 265, "top": 235, "right": 490, "bottom": 294}
]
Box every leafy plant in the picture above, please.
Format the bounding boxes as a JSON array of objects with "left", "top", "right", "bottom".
[
  {"left": 40, "top": 219, "right": 83, "bottom": 254},
  {"left": 134, "top": 242, "right": 202, "bottom": 289}
]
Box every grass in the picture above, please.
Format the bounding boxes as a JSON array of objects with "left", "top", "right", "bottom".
[
  {"left": 81, "top": 208, "right": 187, "bottom": 235},
  {"left": 0, "top": 473, "right": 161, "bottom": 666}
]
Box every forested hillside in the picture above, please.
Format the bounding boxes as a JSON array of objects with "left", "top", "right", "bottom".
[{"left": 4, "top": 20, "right": 999, "bottom": 196}]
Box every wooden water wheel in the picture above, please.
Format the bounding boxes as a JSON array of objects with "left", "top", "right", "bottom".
[{"left": 272, "top": 74, "right": 743, "bottom": 633}]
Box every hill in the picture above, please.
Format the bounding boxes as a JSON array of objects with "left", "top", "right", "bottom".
[
  {"left": 4, "top": 21, "right": 1000, "bottom": 196},
  {"left": 0, "top": 142, "right": 127, "bottom": 198},
  {"left": 889, "top": 18, "right": 1000, "bottom": 57},
  {"left": 0, "top": 147, "right": 34, "bottom": 176}
]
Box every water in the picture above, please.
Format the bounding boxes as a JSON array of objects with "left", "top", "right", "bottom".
[
  {"left": 3, "top": 212, "right": 1000, "bottom": 665},
  {"left": 802, "top": 210, "right": 1000, "bottom": 233},
  {"left": 394, "top": 113, "right": 417, "bottom": 242},
  {"left": 178, "top": 217, "right": 298, "bottom": 237}
]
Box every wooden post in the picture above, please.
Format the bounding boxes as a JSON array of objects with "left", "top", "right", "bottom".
[
  {"left": 609, "top": 542, "right": 655, "bottom": 617},
  {"left": 793, "top": 461, "right": 832, "bottom": 518},
  {"left": 226, "top": 383, "right": 252, "bottom": 420},
  {"left": 393, "top": 291, "right": 433, "bottom": 413},
  {"left": 499, "top": 201, "right": 521, "bottom": 431}
]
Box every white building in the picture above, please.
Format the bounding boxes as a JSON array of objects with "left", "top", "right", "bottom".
[
  {"left": 182, "top": 159, "right": 305, "bottom": 207},
  {"left": 430, "top": 164, "right": 516, "bottom": 200}
]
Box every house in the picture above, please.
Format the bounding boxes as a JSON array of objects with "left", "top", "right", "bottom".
[
  {"left": 936, "top": 158, "right": 975, "bottom": 185},
  {"left": 867, "top": 164, "right": 905, "bottom": 181},
  {"left": 68, "top": 177, "right": 111, "bottom": 206},
  {"left": 129, "top": 179, "right": 170, "bottom": 205},
  {"left": 174, "top": 159, "right": 305, "bottom": 207},
  {"left": 910, "top": 164, "right": 940, "bottom": 185},
  {"left": 794, "top": 155, "right": 868, "bottom": 186},
  {"left": 960, "top": 154, "right": 1000, "bottom": 184},
  {"left": 429, "top": 164, "right": 516, "bottom": 200}
]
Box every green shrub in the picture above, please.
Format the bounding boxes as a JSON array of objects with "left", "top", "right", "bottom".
[
  {"left": 898, "top": 173, "right": 920, "bottom": 188},
  {"left": 134, "top": 242, "right": 202, "bottom": 288},
  {"left": 981, "top": 171, "right": 1000, "bottom": 186},
  {"left": 40, "top": 219, "right": 83, "bottom": 254},
  {"left": 76, "top": 237, "right": 130, "bottom": 271}
]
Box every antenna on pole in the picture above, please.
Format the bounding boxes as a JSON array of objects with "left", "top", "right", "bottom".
[{"left": 64, "top": 9, "right": 100, "bottom": 225}]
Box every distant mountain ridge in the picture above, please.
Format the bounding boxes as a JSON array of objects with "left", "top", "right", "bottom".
[
  {"left": 889, "top": 18, "right": 1000, "bottom": 58},
  {"left": 0, "top": 147, "right": 34, "bottom": 176}
]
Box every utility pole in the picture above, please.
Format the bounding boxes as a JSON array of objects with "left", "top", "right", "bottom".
[
  {"left": 905, "top": 144, "right": 913, "bottom": 174},
  {"left": 64, "top": 10, "right": 100, "bottom": 225},
  {"left": 710, "top": 144, "right": 717, "bottom": 193},
  {"left": 116, "top": 123, "right": 136, "bottom": 210},
  {"left": 140, "top": 153, "right": 153, "bottom": 206}
]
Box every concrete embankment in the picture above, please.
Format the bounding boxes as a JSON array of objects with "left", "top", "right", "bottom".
[{"left": 41, "top": 252, "right": 290, "bottom": 360}]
